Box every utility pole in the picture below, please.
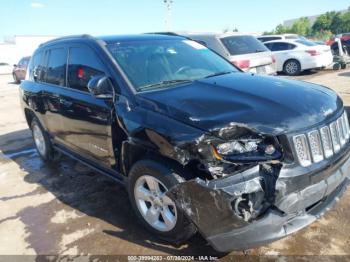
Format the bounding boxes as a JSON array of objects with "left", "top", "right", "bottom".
[{"left": 163, "top": 0, "right": 173, "bottom": 31}]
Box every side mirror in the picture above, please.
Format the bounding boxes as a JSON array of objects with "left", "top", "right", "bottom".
[{"left": 87, "top": 76, "right": 114, "bottom": 99}]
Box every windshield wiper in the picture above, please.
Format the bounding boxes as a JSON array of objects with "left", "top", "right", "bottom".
[
  {"left": 204, "top": 71, "right": 234, "bottom": 79},
  {"left": 138, "top": 79, "right": 192, "bottom": 91}
]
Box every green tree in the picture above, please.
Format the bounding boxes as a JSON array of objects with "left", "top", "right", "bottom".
[
  {"left": 339, "top": 11, "right": 350, "bottom": 33},
  {"left": 330, "top": 12, "right": 343, "bottom": 34},
  {"left": 274, "top": 24, "right": 288, "bottom": 34},
  {"left": 290, "top": 17, "right": 311, "bottom": 36},
  {"left": 312, "top": 11, "right": 340, "bottom": 34},
  {"left": 313, "top": 30, "right": 333, "bottom": 41}
]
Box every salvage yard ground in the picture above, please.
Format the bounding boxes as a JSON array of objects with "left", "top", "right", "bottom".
[{"left": 0, "top": 69, "right": 350, "bottom": 257}]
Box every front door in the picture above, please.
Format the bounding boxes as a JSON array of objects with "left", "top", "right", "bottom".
[{"left": 58, "top": 44, "right": 115, "bottom": 167}]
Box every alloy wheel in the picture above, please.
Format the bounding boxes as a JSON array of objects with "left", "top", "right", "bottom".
[
  {"left": 134, "top": 175, "right": 177, "bottom": 232},
  {"left": 33, "top": 124, "right": 46, "bottom": 156},
  {"left": 285, "top": 61, "right": 299, "bottom": 75}
]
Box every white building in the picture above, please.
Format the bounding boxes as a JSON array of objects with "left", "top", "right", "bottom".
[{"left": 0, "top": 35, "right": 58, "bottom": 65}]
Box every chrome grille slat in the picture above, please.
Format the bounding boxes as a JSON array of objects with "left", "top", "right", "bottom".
[
  {"left": 293, "top": 112, "right": 349, "bottom": 167},
  {"left": 337, "top": 118, "right": 346, "bottom": 146},
  {"left": 307, "top": 130, "right": 324, "bottom": 163},
  {"left": 344, "top": 113, "right": 350, "bottom": 139},
  {"left": 320, "top": 126, "right": 333, "bottom": 158},
  {"left": 330, "top": 121, "right": 341, "bottom": 153},
  {"left": 340, "top": 114, "right": 348, "bottom": 141}
]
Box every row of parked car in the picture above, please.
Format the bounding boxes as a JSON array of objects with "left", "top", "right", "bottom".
[
  {"left": 4, "top": 32, "right": 349, "bottom": 84},
  {"left": 182, "top": 32, "right": 337, "bottom": 76}
]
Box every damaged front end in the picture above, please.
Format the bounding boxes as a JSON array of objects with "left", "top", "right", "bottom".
[{"left": 166, "top": 120, "right": 350, "bottom": 252}]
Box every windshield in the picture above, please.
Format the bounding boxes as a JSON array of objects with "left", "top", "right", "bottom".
[
  {"left": 106, "top": 39, "right": 238, "bottom": 92},
  {"left": 295, "top": 39, "right": 318, "bottom": 46},
  {"left": 220, "top": 35, "right": 269, "bottom": 55}
]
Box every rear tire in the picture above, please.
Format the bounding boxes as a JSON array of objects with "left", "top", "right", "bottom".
[
  {"left": 31, "top": 117, "right": 60, "bottom": 162},
  {"left": 283, "top": 59, "right": 301, "bottom": 76},
  {"left": 333, "top": 63, "right": 341, "bottom": 70},
  {"left": 341, "top": 63, "right": 347, "bottom": 70},
  {"left": 128, "top": 159, "right": 196, "bottom": 244}
]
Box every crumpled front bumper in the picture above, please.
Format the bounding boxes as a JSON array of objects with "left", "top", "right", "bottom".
[{"left": 168, "top": 149, "right": 350, "bottom": 252}]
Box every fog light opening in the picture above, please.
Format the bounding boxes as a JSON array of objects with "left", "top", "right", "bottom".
[{"left": 232, "top": 195, "right": 254, "bottom": 222}]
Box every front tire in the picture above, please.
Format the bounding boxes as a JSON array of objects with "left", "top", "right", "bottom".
[
  {"left": 31, "top": 117, "right": 60, "bottom": 162},
  {"left": 128, "top": 159, "right": 196, "bottom": 243},
  {"left": 283, "top": 59, "right": 301, "bottom": 76}
]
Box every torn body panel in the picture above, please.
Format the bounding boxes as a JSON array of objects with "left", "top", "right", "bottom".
[
  {"left": 167, "top": 146, "right": 350, "bottom": 252},
  {"left": 115, "top": 73, "right": 350, "bottom": 252}
]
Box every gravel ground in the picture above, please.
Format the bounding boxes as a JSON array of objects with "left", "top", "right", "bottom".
[{"left": 0, "top": 70, "right": 350, "bottom": 258}]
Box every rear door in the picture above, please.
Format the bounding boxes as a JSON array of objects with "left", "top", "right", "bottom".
[
  {"left": 24, "top": 47, "right": 66, "bottom": 139},
  {"left": 40, "top": 46, "right": 68, "bottom": 140},
  {"left": 58, "top": 43, "right": 114, "bottom": 167},
  {"left": 265, "top": 42, "right": 297, "bottom": 71}
]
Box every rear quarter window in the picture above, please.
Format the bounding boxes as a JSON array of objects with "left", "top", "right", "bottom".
[
  {"left": 220, "top": 35, "right": 269, "bottom": 55},
  {"left": 44, "top": 48, "right": 67, "bottom": 86}
]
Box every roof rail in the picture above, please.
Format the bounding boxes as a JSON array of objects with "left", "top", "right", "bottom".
[{"left": 39, "top": 34, "right": 94, "bottom": 47}]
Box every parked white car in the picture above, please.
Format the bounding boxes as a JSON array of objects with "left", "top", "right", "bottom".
[
  {"left": 0, "top": 62, "right": 12, "bottom": 75},
  {"left": 182, "top": 32, "right": 277, "bottom": 75},
  {"left": 264, "top": 39, "right": 333, "bottom": 75}
]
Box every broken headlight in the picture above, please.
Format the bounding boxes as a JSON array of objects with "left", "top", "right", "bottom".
[
  {"left": 212, "top": 138, "right": 282, "bottom": 163},
  {"left": 216, "top": 139, "right": 261, "bottom": 155}
]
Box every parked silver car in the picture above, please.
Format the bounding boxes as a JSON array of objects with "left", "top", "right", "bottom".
[{"left": 182, "top": 32, "right": 276, "bottom": 75}]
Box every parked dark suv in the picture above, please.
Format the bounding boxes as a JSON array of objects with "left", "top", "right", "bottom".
[{"left": 20, "top": 34, "right": 350, "bottom": 252}]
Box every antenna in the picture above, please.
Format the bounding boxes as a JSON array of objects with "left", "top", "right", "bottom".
[{"left": 163, "top": 0, "right": 173, "bottom": 31}]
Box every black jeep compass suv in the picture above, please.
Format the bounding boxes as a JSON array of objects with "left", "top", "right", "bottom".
[{"left": 20, "top": 34, "right": 350, "bottom": 252}]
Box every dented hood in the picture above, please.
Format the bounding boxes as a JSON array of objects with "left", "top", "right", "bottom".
[{"left": 137, "top": 73, "right": 342, "bottom": 135}]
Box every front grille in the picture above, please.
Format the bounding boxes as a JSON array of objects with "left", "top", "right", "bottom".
[{"left": 292, "top": 112, "right": 350, "bottom": 167}]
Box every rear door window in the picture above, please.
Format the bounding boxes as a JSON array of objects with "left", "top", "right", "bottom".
[
  {"left": 28, "top": 51, "right": 43, "bottom": 81},
  {"left": 264, "top": 43, "right": 273, "bottom": 50},
  {"left": 67, "top": 46, "right": 106, "bottom": 92},
  {"left": 220, "top": 35, "right": 269, "bottom": 55},
  {"left": 45, "top": 48, "right": 67, "bottom": 86},
  {"left": 268, "top": 42, "right": 296, "bottom": 51}
]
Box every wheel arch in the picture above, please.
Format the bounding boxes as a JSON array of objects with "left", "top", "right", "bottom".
[
  {"left": 24, "top": 108, "right": 36, "bottom": 128},
  {"left": 120, "top": 140, "right": 191, "bottom": 180}
]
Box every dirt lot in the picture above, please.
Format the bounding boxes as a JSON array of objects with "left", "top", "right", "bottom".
[{"left": 0, "top": 70, "right": 350, "bottom": 258}]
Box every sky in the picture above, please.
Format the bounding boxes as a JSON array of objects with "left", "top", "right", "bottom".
[{"left": 0, "top": 0, "right": 349, "bottom": 40}]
